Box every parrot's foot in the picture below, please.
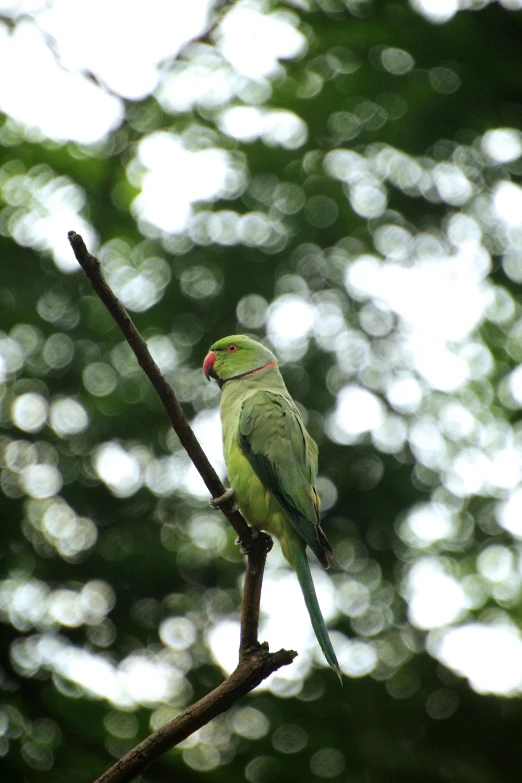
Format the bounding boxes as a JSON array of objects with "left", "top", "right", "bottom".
[
  {"left": 209, "top": 487, "right": 238, "bottom": 512},
  {"left": 235, "top": 529, "right": 258, "bottom": 555},
  {"left": 235, "top": 530, "right": 273, "bottom": 556}
]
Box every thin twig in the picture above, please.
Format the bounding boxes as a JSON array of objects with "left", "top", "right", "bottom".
[{"left": 67, "top": 231, "right": 250, "bottom": 542}]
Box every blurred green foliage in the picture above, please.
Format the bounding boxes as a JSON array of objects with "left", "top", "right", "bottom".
[{"left": 2, "top": 1, "right": 522, "bottom": 781}]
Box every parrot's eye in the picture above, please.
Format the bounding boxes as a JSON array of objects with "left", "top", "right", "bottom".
[{"left": 227, "top": 344, "right": 238, "bottom": 353}]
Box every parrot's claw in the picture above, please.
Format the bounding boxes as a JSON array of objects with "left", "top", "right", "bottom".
[
  {"left": 235, "top": 529, "right": 259, "bottom": 555},
  {"left": 209, "top": 487, "right": 238, "bottom": 512}
]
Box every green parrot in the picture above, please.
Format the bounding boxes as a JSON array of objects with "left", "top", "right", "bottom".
[{"left": 203, "top": 334, "right": 340, "bottom": 678}]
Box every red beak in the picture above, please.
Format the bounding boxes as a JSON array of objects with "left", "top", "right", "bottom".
[{"left": 203, "top": 350, "right": 217, "bottom": 380}]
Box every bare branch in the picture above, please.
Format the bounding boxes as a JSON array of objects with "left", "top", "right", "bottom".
[
  {"left": 240, "top": 533, "right": 274, "bottom": 653},
  {"left": 67, "top": 230, "right": 250, "bottom": 542}
]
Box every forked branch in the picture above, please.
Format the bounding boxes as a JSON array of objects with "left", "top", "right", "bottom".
[{"left": 67, "top": 231, "right": 296, "bottom": 783}]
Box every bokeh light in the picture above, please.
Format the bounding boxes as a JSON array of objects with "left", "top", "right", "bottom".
[{"left": 3, "top": 6, "right": 522, "bottom": 776}]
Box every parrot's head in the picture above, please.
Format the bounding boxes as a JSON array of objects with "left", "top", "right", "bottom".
[{"left": 203, "top": 335, "right": 278, "bottom": 387}]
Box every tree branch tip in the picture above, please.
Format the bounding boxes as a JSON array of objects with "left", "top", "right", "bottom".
[
  {"left": 263, "top": 646, "right": 298, "bottom": 667},
  {"left": 68, "top": 231, "right": 102, "bottom": 274},
  {"left": 239, "top": 643, "right": 296, "bottom": 671},
  {"left": 280, "top": 648, "right": 298, "bottom": 663},
  {"left": 261, "top": 647, "right": 298, "bottom": 673},
  {"left": 68, "top": 229, "right": 88, "bottom": 258}
]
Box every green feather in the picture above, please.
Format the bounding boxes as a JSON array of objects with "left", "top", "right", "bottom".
[
  {"left": 283, "top": 534, "right": 342, "bottom": 681},
  {"left": 238, "top": 389, "right": 329, "bottom": 567}
]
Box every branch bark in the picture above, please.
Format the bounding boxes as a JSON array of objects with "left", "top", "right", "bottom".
[
  {"left": 67, "top": 231, "right": 296, "bottom": 783},
  {"left": 68, "top": 230, "right": 249, "bottom": 541}
]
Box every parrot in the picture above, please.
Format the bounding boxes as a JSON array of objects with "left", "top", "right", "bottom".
[{"left": 203, "top": 334, "right": 340, "bottom": 679}]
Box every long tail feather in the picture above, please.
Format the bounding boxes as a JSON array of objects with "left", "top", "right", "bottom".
[{"left": 292, "top": 544, "right": 342, "bottom": 682}]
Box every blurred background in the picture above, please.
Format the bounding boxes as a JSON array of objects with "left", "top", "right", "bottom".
[{"left": 2, "top": 0, "right": 522, "bottom": 780}]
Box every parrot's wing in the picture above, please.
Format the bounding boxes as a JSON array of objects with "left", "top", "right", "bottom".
[{"left": 238, "top": 389, "right": 332, "bottom": 566}]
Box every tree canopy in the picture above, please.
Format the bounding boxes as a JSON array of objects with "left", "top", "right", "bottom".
[{"left": 2, "top": 1, "right": 522, "bottom": 781}]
